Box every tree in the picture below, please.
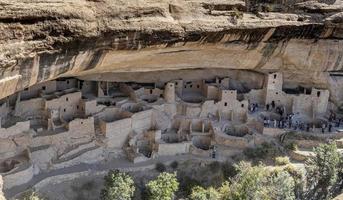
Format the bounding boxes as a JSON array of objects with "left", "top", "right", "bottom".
[
  {"left": 100, "top": 170, "right": 135, "bottom": 200},
  {"left": 190, "top": 186, "right": 220, "bottom": 200},
  {"left": 220, "top": 162, "right": 295, "bottom": 200},
  {"left": 268, "top": 170, "right": 295, "bottom": 200},
  {"left": 146, "top": 172, "right": 179, "bottom": 200},
  {"left": 225, "top": 162, "right": 270, "bottom": 200},
  {"left": 332, "top": 154, "right": 343, "bottom": 197},
  {"left": 305, "top": 142, "right": 341, "bottom": 200}
]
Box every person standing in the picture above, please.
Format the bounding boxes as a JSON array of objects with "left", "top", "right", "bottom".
[{"left": 321, "top": 123, "right": 326, "bottom": 134}]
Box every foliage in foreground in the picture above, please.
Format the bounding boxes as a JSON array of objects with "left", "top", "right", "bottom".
[
  {"left": 99, "top": 142, "right": 343, "bottom": 200},
  {"left": 222, "top": 162, "right": 295, "bottom": 200},
  {"left": 190, "top": 186, "right": 221, "bottom": 200},
  {"left": 100, "top": 170, "right": 135, "bottom": 200},
  {"left": 188, "top": 162, "right": 295, "bottom": 200},
  {"left": 146, "top": 172, "right": 179, "bottom": 200},
  {"left": 304, "top": 142, "right": 342, "bottom": 200},
  {"left": 17, "top": 191, "right": 43, "bottom": 200}
]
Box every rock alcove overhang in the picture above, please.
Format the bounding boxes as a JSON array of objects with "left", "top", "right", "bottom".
[{"left": 2, "top": 23, "right": 343, "bottom": 102}]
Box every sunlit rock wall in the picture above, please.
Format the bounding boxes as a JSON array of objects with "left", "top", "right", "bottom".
[{"left": 1, "top": 0, "right": 343, "bottom": 101}]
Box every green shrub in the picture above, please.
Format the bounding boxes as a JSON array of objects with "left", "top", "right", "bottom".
[
  {"left": 19, "top": 191, "right": 43, "bottom": 200},
  {"left": 222, "top": 162, "right": 296, "bottom": 200},
  {"left": 305, "top": 142, "right": 341, "bottom": 199},
  {"left": 170, "top": 161, "right": 178, "bottom": 170},
  {"left": 146, "top": 172, "right": 179, "bottom": 200},
  {"left": 100, "top": 170, "right": 135, "bottom": 200},
  {"left": 155, "top": 162, "right": 166, "bottom": 172},
  {"left": 275, "top": 156, "right": 290, "bottom": 166},
  {"left": 284, "top": 142, "right": 298, "bottom": 151},
  {"left": 190, "top": 186, "right": 221, "bottom": 200}
]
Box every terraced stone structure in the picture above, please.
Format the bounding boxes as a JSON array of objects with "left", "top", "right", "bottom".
[{"left": 2, "top": 0, "right": 343, "bottom": 198}]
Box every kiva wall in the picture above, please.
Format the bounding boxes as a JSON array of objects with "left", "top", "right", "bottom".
[
  {"left": 157, "top": 142, "right": 191, "bottom": 156},
  {"left": 2, "top": 163, "right": 34, "bottom": 190}
]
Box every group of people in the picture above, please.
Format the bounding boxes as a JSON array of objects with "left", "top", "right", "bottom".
[
  {"left": 263, "top": 112, "right": 342, "bottom": 134},
  {"left": 250, "top": 102, "right": 342, "bottom": 134}
]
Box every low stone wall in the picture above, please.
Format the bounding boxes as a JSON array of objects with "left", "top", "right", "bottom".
[
  {"left": 2, "top": 163, "right": 34, "bottom": 190},
  {"left": 157, "top": 142, "right": 191, "bottom": 156},
  {"left": 190, "top": 145, "right": 211, "bottom": 157},
  {"left": 214, "top": 131, "right": 252, "bottom": 149},
  {"left": 51, "top": 147, "right": 104, "bottom": 170}
]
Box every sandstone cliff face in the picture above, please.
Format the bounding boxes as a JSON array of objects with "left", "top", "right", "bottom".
[
  {"left": 1, "top": 0, "right": 343, "bottom": 103},
  {"left": 0, "top": 176, "right": 5, "bottom": 200}
]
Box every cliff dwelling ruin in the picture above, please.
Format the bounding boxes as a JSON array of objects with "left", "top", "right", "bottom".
[
  {"left": 2, "top": 0, "right": 343, "bottom": 199},
  {"left": 0, "top": 71, "right": 336, "bottom": 192}
]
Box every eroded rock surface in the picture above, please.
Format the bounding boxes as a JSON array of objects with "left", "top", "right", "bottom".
[
  {"left": 1, "top": 0, "right": 343, "bottom": 102},
  {"left": 0, "top": 176, "right": 5, "bottom": 200}
]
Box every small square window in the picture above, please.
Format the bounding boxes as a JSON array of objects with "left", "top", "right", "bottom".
[
  {"left": 64, "top": 108, "right": 66, "bottom": 112},
  {"left": 42, "top": 86, "right": 46, "bottom": 90},
  {"left": 66, "top": 97, "right": 69, "bottom": 101},
  {"left": 77, "top": 105, "right": 79, "bottom": 109},
  {"left": 224, "top": 102, "right": 228, "bottom": 107},
  {"left": 67, "top": 80, "right": 70, "bottom": 84},
  {"left": 241, "top": 104, "right": 244, "bottom": 108}
]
